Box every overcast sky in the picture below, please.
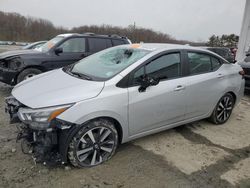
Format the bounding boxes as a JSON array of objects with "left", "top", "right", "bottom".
[{"left": 0, "top": 0, "right": 246, "bottom": 41}]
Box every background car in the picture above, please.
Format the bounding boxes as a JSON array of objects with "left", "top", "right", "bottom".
[
  {"left": 0, "top": 33, "right": 131, "bottom": 85},
  {"left": 238, "top": 54, "right": 250, "bottom": 91},
  {"left": 22, "top": 41, "right": 47, "bottom": 50},
  {"left": 6, "top": 44, "right": 245, "bottom": 167},
  {"left": 205, "top": 47, "right": 235, "bottom": 63}
]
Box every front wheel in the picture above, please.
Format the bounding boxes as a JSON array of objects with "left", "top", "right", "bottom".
[
  {"left": 17, "top": 68, "right": 42, "bottom": 84},
  {"left": 209, "top": 93, "right": 235, "bottom": 124},
  {"left": 68, "top": 119, "right": 118, "bottom": 167}
]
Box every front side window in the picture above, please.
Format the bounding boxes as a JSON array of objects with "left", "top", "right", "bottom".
[
  {"left": 59, "top": 38, "right": 86, "bottom": 53},
  {"left": 88, "top": 38, "right": 112, "bottom": 53},
  {"left": 68, "top": 46, "right": 150, "bottom": 81},
  {"left": 37, "top": 36, "right": 64, "bottom": 52},
  {"left": 188, "top": 52, "right": 221, "bottom": 75},
  {"left": 133, "top": 53, "right": 181, "bottom": 84}
]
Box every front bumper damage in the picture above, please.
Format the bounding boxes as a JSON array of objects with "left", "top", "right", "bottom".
[
  {"left": 0, "top": 67, "right": 19, "bottom": 85},
  {"left": 5, "top": 96, "right": 74, "bottom": 165}
]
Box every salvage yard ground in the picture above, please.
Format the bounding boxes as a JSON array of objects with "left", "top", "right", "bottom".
[
  {"left": 1, "top": 87, "right": 250, "bottom": 188},
  {"left": 0, "top": 46, "right": 250, "bottom": 188}
]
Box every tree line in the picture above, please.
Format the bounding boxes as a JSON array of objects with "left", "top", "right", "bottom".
[
  {"left": 0, "top": 11, "right": 206, "bottom": 45},
  {"left": 207, "top": 34, "right": 239, "bottom": 48},
  {"left": 0, "top": 11, "right": 238, "bottom": 47}
]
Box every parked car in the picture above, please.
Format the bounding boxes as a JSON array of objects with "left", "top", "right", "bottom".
[
  {"left": 0, "top": 41, "right": 8, "bottom": 45},
  {"left": 205, "top": 47, "right": 235, "bottom": 63},
  {"left": 238, "top": 54, "right": 250, "bottom": 91},
  {"left": 0, "top": 33, "right": 131, "bottom": 85},
  {"left": 22, "top": 41, "right": 47, "bottom": 50},
  {"left": 5, "top": 44, "right": 244, "bottom": 167}
]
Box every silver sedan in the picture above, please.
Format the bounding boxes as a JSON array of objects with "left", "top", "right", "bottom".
[{"left": 6, "top": 43, "right": 245, "bottom": 167}]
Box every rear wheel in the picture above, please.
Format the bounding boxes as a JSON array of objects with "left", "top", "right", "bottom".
[
  {"left": 68, "top": 119, "right": 118, "bottom": 167},
  {"left": 17, "top": 68, "right": 42, "bottom": 83},
  {"left": 209, "top": 93, "right": 235, "bottom": 124}
]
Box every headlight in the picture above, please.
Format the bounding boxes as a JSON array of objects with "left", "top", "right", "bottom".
[
  {"left": 17, "top": 104, "right": 72, "bottom": 129},
  {"left": 7, "top": 57, "right": 23, "bottom": 70}
]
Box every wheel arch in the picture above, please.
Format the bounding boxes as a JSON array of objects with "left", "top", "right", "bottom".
[
  {"left": 227, "top": 91, "right": 237, "bottom": 103},
  {"left": 15, "top": 65, "right": 46, "bottom": 83},
  {"left": 59, "top": 116, "right": 124, "bottom": 164}
]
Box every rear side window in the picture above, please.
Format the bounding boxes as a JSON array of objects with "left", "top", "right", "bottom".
[
  {"left": 211, "top": 57, "right": 221, "bottom": 71},
  {"left": 88, "top": 38, "right": 112, "bottom": 53},
  {"left": 112, "top": 39, "right": 125, "bottom": 46},
  {"left": 188, "top": 52, "right": 221, "bottom": 75}
]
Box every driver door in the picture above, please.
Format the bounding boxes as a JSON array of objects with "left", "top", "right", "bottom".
[
  {"left": 128, "top": 52, "right": 187, "bottom": 135},
  {"left": 46, "top": 37, "right": 87, "bottom": 69}
]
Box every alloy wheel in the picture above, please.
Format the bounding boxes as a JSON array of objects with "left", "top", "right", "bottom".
[
  {"left": 215, "top": 95, "right": 234, "bottom": 123},
  {"left": 75, "top": 127, "right": 116, "bottom": 166}
]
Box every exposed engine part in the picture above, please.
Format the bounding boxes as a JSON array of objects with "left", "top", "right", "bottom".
[{"left": 17, "top": 124, "right": 63, "bottom": 166}]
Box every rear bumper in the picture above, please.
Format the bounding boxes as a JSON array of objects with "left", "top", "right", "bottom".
[{"left": 0, "top": 67, "right": 18, "bottom": 85}]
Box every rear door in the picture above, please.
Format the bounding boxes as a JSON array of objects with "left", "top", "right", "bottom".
[
  {"left": 112, "top": 39, "right": 126, "bottom": 46},
  {"left": 87, "top": 37, "right": 112, "bottom": 55},
  {"left": 128, "top": 51, "right": 187, "bottom": 135},
  {"left": 183, "top": 51, "right": 224, "bottom": 119}
]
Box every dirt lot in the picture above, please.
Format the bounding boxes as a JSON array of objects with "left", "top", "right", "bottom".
[
  {"left": 0, "top": 46, "right": 250, "bottom": 187},
  {"left": 0, "top": 85, "right": 249, "bottom": 188}
]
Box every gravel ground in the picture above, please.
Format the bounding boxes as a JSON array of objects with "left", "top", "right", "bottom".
[
  {"left": 0, "top": 46, "right": 250, "bottom": 187},
  {"left": 0, "top": 83, "right": 249, "bottom": 188}
]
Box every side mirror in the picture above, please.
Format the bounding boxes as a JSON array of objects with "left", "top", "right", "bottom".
[
  {"left": 55, "top": 47, "right": 63, "bottom": 55},
  {"left": 138, "top": 76, "right": 160, "bottom": 92}
]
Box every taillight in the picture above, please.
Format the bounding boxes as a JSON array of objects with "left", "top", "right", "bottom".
[{"left": 239, "top": 70, "right": 245, "bottom": 78}]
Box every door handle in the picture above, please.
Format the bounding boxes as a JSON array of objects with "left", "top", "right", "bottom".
[{"left": 174, "top": 85, "right": 185, "bottom": 91}]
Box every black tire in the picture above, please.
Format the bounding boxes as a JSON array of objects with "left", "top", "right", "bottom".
[
  {"left": 68, "top": 119, "right": 118, "bottom": 168},
  {"left": 209, "top": 93, "right": 235, "bottom": 125},
  {"left": 17, "top": 68, "right": 42, "bottom": 83}
]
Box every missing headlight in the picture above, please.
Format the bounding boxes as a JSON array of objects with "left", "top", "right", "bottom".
[
  {"left": 0, "top": 60, "right": 7, "bottom": 68},
  {"left": 7, "top": 57, "right": 23, "bottom": 70}
]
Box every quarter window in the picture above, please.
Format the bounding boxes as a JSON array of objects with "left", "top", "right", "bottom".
[
  {"left": 88, "top": 38, "right": 112, "bottom": 53},
  {"left": 188, "top": 52, "right": 221, "bottom": 75},
  {"left": 59, "top": 38, "right": 86, "bottom": 53},
  {"left": 133, "top": 53, "right": 181, "bottom": 84}
]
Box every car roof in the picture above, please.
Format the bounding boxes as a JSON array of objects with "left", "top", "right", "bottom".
[
  {"left": 124, "top": 43, "right": 212, "bottom": 53},
  {"left": 57, "top": 33, "right": 128, "bottom": 40}
]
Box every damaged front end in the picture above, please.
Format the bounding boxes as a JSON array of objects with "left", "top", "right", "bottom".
[{"left": 5, "top": 96, "right": 74, "bottom": 165}]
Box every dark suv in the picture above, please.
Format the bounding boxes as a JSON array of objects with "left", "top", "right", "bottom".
[{"left": 0, "top": 33, "right": 131, "bottom": 85}]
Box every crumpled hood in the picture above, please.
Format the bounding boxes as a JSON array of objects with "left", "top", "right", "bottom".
[
  {"left": 0, "top": 49, "right": 42, "bottom": 59},
  {"left": 12, "top": 69, "right": 105, "bottom": 108}
]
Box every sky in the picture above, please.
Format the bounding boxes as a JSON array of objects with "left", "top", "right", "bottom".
[{"left": 0, "top": 0, "right": 246, "bottom": 41}]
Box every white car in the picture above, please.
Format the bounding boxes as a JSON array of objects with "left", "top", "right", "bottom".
[{"left": 5, "top": 44, "right": 245, "bottom": 167}]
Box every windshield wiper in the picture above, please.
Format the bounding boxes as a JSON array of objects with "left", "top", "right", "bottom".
[{"left": 70, "top": 71, "right": 92, "bottom": 80}]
